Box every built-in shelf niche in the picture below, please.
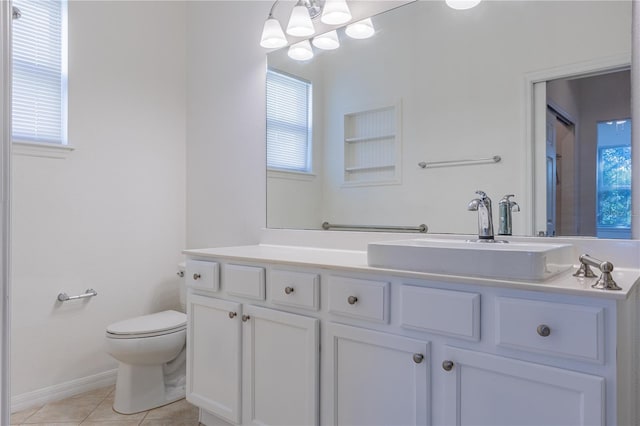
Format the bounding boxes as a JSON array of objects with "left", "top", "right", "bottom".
[{"left": 343, "top": 102, "right": 401, "bottom": 186}]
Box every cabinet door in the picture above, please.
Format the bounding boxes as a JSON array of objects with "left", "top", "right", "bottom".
[
  {"left": 187, "top": 293, "right": 242, "bottom": 424},
  {"left": 242, "top": 305, "right": 319, "bottom": 426},
  {"left": 327, "top": 323, "right": 430, "bottom": 426},
  {"left": 442, "top": 346, "right": 604, "bottom": 426}
]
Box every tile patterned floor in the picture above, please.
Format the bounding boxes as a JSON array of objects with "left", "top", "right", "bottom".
[{"left": 10, "top": 385, "right": 200, "bottom": 425}]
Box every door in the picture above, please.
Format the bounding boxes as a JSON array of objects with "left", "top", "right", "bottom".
[
  {"left": 186, "top": 293, "right": 242, "bottom": 424},
  {"left": 326, "top": 323, "right": 429, "bottom": 426},
  {"left": 442, "top": 346, "right": 604, "bottom": 426},
  {"left": 545, "top": 108, "right": 557, "bottom": 237},
  {"left": 242, "top": 305, "right": 319, "bottom": 426}
]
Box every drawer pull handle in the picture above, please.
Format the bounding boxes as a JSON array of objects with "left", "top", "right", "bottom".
[
  {"left": 285, "top": 286, "right": 295, "bottom": 294},
  {"left": 442, "top": 360, "right": 454, "bottom": 371},
  {"left": 413, "top": 353, "right": 424, "bottom": 364},
  {"left": 242, "top": 315, "right": 251, "bottom": 322},
  {"left": 228, "top": 312, "right": 237, "bottom": 319},
  {"left": 193, "top": 273, "right": 201, "bottom": 280},
  {"left": 347, "top": 296, "right": 358, "bottom": 305},
  {"left": 537, "top": 324, "right": 551, "bottom": 337}
]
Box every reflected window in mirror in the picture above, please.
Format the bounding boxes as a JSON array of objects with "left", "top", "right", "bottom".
[
  {"left": 596, "top": 119, "right": 632, "bottom": 239},
  {"left": 266, "top": 69, "right": 313, "bottom": 173}
]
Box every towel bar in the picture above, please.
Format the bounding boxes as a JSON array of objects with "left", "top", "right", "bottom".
[{"left": 57, "top": 289, "right": 98, "bottom": 302}]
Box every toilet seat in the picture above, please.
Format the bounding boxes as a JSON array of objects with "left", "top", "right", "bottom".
[{"left": 106, "top": 310, "right": 187, "bottom": 339}]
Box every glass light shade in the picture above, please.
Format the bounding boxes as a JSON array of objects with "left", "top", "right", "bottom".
[
  {"left": 320, "top": 0, "right": 352, "bottom": 25},
  {"left": 286, "top": 5, "right": 315, "bottom": 37},
  {"left": 445, "top": 0, "right": 482, "bottom": 10},
  {"left": 260, "top": 17, "right": 287, "bottom": 49},
  {"left": 345, "top": 18, "right": 375, "bottom": 39},
  {"left": 312, "top": 30, "right": 340, "bottom": 50},
  {"left": 288, "top": 40, "right": 314, "bottom": 61}
]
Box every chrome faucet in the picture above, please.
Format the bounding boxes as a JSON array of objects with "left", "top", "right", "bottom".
[
  {"left": 467, "top": 190, "right": 494, "bottom": 241},
  {"left": 498, "top": 194, "right": 520, "bottom": 236}
]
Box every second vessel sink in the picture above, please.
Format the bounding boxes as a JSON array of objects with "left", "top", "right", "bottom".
[{"left": 367, "top": 238, "right": 574, "bottom": 281}]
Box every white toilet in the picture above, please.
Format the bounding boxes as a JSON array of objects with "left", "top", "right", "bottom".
[{"left": 105, "top": 267, "right": 187, "bottom": 414}]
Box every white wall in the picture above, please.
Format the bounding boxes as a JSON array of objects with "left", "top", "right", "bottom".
[
  {"left": 11, "top": 0, "right": 186, "bottom": 399},
  {"left": 186, "top": 1, "right": 266, "bottom": 248}
]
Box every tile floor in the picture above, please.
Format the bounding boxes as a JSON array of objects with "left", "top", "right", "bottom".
[{"left": 10, "top": 385, "right": 200, "bottom": 425}]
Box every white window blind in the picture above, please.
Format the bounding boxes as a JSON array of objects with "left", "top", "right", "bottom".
[
  {"left": 266, "top": 69, "right": 312, "bottom": 172},
  {"left": 12, "top": 0, "right": 66, "bottom": 145}
]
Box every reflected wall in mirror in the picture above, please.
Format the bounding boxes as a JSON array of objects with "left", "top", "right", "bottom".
[{"left": 266, "top": 0, "right": 633, "bottom": 237}]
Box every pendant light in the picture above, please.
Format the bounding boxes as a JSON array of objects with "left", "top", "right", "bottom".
[
  {"left": 445, "top": 0, "right": 482, "bottom": 10},
  {"left": 286, "top": 1, "right": 315, "bottom": 37},
  {"left": 345, "top": 18, "right": 375, "bottom": 39},
  {"left": 288, "top": 40, "right": 314, "bottom": 61},
  {"left": 312, "top": 30, "right": 340, "bottom": 50},
  {"left": 320, "top": 0, "right": 352, "bottom": 25}
]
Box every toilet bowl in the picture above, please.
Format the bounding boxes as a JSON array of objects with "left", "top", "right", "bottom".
[{"left": 105, "top": 309, "right": 187, "bottom": 414}]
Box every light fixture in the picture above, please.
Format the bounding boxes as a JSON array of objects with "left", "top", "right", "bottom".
[
  {"left": 445, "top": 0, "right": 482, "bottom": 10},
  {"left": 312, "top": 30, "right": 340, "bottom": 50},
  {"left": 321, "top": 0, "right": 352, "bottom": 25},
  {"left": 288, "top": 40, "right": 314, "bottom": 61},
  {"left": 286, "top": 1, "right": 315, "bottom": 37},
  {"left": 345, "top": 18, "right": 375, "bottom": 39},
  {"left": 260, "top": 16, "right": 287, "bottom": 48}
]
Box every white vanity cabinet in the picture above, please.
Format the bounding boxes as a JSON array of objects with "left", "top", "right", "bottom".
[
  {"left": 326, "top": 323, "right": 430, "bottom": 426},
  {"left": 441, "top": 346, "right": 604, "bottom": 426},
  {"left": 184, "top": 247, "right": 639, "bottom": 426},
  {"left": 186, "top": 262, "right": 320, "bottom": 426}
]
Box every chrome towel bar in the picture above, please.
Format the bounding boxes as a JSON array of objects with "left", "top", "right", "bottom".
[
  {"left": 418, "top": 155, "right": 501, "bottom": 168},
  {"left": 57, "top": 289, "right": 98, "bottom": 302},
  {"left": 322, "top": 222, "right": 427, "bottom": 233}
]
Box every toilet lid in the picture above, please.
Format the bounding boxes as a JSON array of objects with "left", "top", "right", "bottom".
[{"left": 106, "top": 310, "right": 187, "bottom": 336}]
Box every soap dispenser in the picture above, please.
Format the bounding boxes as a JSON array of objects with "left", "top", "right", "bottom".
[{"left": 498, "top": 194, "right": 520, "bottom": 236}]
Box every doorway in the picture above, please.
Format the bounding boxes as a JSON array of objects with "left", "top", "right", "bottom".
[{"left": 537, "top": 68, "right": 632, "bottom": 238}]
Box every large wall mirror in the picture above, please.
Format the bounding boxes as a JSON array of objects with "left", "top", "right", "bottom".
[{"left": 266, "top": 0, "right": 633, "bottom": 238}]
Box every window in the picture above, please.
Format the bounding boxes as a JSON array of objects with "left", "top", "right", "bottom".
[
  {"left": 12, "top": 0, "right": 67, "bottom": 145},
  {"left": 596, "top": 120, "right": 631, "bottom": 237},
  {"left": 266, "top": 69, "right": 312, "bottom": 173}
]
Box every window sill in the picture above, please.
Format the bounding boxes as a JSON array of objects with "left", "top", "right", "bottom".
[
  {"left": 267, "top": 169, "right": 316, "bottom": 181},
  {"left": 12, "top": 141, "right": 75, "bottom": 159}
]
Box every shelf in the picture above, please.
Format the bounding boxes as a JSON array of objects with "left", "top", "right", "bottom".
[
  {"left": 344, "top": 134, "right": 396, "bottom": 143},
  {"left": 345, "top": 164, "right": 395, "bottom": 173}
]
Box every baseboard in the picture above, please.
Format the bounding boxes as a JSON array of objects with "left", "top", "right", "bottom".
[{"left": 11, "top": 368, "right": 118, "bottom": 413}]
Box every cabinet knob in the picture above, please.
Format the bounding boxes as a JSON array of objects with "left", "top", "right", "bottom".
[
  {"left": 537, "top": 324, "right": 551, "bottom": 337},
  {"left": 442, "top": 360, "right": 454, "bottom": 371},
  {"left": 285, "top": 286, "right": 295, "bottom": 295},
  {"left": 193, "top": 273, "right": 201, "bottom": 280},
  {"left": 347, "top": 296, "right": 358, "bottom": 305},
  {"left": 228, "top": 312, "right": 237, "bottom": 319},
  {"left": 413, "top": 353, "right": 424, "bottom": 364},
  {"left": 242, "top": 315, "right": 251, "bottom": 322}
]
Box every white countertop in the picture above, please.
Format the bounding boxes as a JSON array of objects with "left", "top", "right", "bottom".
[{"left": 183, "top": 244, "right": 640, "bottom": 300}]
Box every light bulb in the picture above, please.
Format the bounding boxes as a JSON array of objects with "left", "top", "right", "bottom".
[
  {"left": 312, "top": 30, "right": 340, "bottom": 50},
  {"left": 260, "top": 17, "right": 287, "bottom": 49},
  {"left": 321, "top": 0, "right": 352, "bottom": 25},
  {"left": 286, "top": 4, "right": 315, "bottom": 37},
  {"left": 345, "top": 18, "right": 375, "bottom": 39},
  {"left": 288, "top": 40, "right": 314, "bottom": 61},
  {"left": 445, "top": 0, "right": 482, "bottom": 10}
]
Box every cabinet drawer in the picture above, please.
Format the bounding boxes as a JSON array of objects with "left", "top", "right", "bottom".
[
  {"left": 401, "top": 285, "right": 480, "bottom": 341},
  {"left": 186, "top": 259, "right": 220, "bottom": 291},
  {"left": 224, "top": 264, "right": 265, "bottom": 300},
  {"left": 495, "top": 297, "right": 604, "bottom": 363},
  {"left": 270, "top": 269, "right": 320, "bottom": 311},
  {"left": 328, "top": 276, "right": 389, "bottom": 323}
]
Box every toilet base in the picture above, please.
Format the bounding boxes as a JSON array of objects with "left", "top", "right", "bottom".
[{"left": 113, "top": 347, "right": 186, "bottom": 414}]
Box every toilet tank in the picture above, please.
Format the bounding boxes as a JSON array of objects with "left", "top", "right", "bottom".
[{"left": 178, "top": 262, "right": 186, "bottom": 312}]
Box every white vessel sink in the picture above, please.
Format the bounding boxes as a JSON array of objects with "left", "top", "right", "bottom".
[{"left": 367, "top": 238, "right": 574, "bottom": 281}]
